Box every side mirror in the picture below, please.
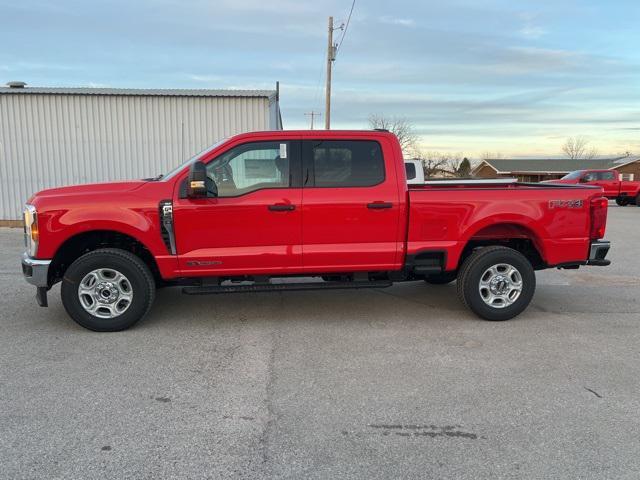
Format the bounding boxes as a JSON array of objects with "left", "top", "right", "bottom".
[{"left": 186, "top": 161, "right": 217, "bottom": 198}]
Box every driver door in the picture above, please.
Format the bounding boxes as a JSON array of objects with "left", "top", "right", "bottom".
[{"left": 172, "top": 140, "right": 303, "bottom": 277}]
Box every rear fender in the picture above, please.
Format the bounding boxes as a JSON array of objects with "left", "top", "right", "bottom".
[{"left": 453, "top": 216, "right": 549, "bottom": 269}]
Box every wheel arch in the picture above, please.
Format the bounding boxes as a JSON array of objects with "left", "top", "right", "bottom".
[
  {"left": 457, "top": 221, "right": 546, "bottom": 270},
  {"left": 48, "top": 229, "right": 162, "bottom": 286}
]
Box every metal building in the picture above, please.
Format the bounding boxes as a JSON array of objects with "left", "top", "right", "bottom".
[{"left": 0, "top": 82, "right": 282, "bottom": 221}]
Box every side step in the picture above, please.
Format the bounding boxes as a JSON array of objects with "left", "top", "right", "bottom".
[{"left": 182, "top": 280, "right": 392, "bottom": 295}]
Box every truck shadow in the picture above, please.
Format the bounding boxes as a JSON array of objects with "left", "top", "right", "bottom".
[{"left": 144, "top": 281, "right": 478, "bottom": 331}]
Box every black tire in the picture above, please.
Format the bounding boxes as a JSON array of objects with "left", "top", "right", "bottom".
[
  {"left": 636, "top": 194, "right": 640, "bottom": 207},
  {"left": 61, "top": 248, "right": 156, "bottom": 331},
  {"left": 456, "top": 246, "right": 535, "bottom": 321},
  {"left": 615, "top": 198, "right": 629, "bottom": 207},
  {"left": 424, "top": 271, "right": 457, "bottom": 285}
]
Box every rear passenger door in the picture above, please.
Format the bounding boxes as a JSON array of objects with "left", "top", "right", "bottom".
[{"left": 301, "top": 139, "right": 401, "bottom": 272}]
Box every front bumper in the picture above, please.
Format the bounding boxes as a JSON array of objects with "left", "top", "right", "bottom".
[
  {"left": 22, "top": 253, "right": 52, "bottom": 307},
  {"left": 21, "top": 252, "right": 51, "bottom": 287},
  {"left": 587, "top": 240, "right": 611, "bottom": 266}
]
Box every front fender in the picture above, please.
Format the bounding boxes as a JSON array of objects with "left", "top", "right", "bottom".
[{"left": 36, "top": 206, "right": 165, "bottom": 259}]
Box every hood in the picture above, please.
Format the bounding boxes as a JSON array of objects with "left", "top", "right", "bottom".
[{"left": 29, "top": 180, "right": 148, "bottom": 202}]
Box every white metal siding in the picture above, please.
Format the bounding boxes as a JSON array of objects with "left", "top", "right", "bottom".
[{"left": 0, "top": 93, "right": 277, "bottom": 220}]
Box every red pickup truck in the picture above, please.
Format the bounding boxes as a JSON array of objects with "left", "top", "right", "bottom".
[
  {"left": 546, "top": 169, "right": 640, "bottom": 206},
  {"left": 21, "top": 130, "right": 611, "bottom": 331}
]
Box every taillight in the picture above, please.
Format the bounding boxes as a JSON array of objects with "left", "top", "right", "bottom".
[{"left": 590, "top": 197, "right": 608, "bottom": 239}]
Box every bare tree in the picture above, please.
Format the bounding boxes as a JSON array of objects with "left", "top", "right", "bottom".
[
  {"left": 368, "top": 114, "right": 417, "bottom": 156},
  {"left": 481, "top": 151, "right": 503, "bottom": 161},
  {"left": 562, "top": 136, "right": 598, "bottom": 160},
  {"left": 443, "top": 154, "right": 471, "bottom": 177},
  {"left": 586, "top": 146, "right": 599, "bottom": 159},
  {"left": 412, "top": 150, "right": 453, "bottom": 178}
]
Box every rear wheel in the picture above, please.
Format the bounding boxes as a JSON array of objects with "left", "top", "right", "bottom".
[
  {"left": 615, "top": 197, "right": 629, "bottom": 207},
  {"left": 457, "top": 246, "right": 535, "bottom": 321},
  {"left": 424, "top": 271, "right": 457, "bottom": 285},
  {"left": 636, "top": 193, "right": 640, "bottom": 206},
  {"left": 61, "top": 248, "right": 156, "bottom": 331}
]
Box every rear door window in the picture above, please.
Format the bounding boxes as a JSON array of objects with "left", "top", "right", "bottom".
[
  {"left": 304, "top": 140, "right": 385, "bottom": 187},
  {"left": 598, "top": 171, "right": 616, "bottom": 181}
]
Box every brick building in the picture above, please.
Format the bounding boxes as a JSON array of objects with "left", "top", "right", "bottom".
[{"left": 472, "top": 157, "right": 640, "bottom": 182}]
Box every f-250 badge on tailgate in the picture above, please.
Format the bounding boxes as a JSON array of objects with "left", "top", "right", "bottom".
[{"left": 549, "top": 199, "right": 584, "bottom": 209}]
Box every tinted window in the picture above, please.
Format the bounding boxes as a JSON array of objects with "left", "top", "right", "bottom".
[
  {"left": 405, "top": 162, "right": 416, "bottom": 180},
  {"left": 309, "top": 140, "right": 384, "bottom": 187},
  {"left": 561, "top": 171, "right": 583, "bottom": 180},
  {"left": 598, "top": 171, "right": 616, "bottom": 180},
  {"left": 207, "top": 142, "right": 290, "bottom": 197}
]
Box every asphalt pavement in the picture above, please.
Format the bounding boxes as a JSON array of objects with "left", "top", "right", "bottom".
[{"left": 1, "top": 205, "right": 639, "bottom": 479}]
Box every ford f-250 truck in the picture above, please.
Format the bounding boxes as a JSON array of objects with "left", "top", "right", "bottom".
[
  {"left": 545, "top": 169, "right": 640, "bottom": 206},
  {"left": 21, "top": 130, "right": 611, "bottom": 331}
]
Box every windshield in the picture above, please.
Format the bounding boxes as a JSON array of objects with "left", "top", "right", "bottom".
[
  {"left": 561, "top": 170, "right": 583, "bottom": 180},
  {"left": 161, "top": 139, "right": 226, "bottom": 180}
]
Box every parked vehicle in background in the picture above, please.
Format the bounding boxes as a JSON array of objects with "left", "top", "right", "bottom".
[
  {"left": 545, "top": 169, "right": 640, "bottom": 206},
  {"left": 22, "top": 130, "right": 611, "bottom": 331},
  {"left": 405, "top": 159, "right": 425, "bottom": 184}
]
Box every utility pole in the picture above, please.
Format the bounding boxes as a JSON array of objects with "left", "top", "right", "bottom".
[
  {"left": 325, "top": 16, "right": 337, "bottom": 130},
  {"left": 304, "top": 111, "right": 321, "bottom": 130}
]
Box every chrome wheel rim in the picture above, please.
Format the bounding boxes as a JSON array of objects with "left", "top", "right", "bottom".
[
  {"left": 78, "top": 268, "right": 133, "bottom": 318},
  {"left": 478, "top": 263, "right": 523, "bottom": 309}
]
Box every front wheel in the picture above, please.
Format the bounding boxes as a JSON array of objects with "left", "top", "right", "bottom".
[
  {"left": 615, "top": 198, "right": 629, "bottom": 207},
  {"left": 61, "top": 248, "right": 156, "bottom": 331},
  {"left": 456, "top": 246, "right": 536, "bottom": 321}
]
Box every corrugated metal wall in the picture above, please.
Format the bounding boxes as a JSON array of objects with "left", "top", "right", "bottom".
[{"left": 0, "top": 93, "right": 278, "bottom": 220}]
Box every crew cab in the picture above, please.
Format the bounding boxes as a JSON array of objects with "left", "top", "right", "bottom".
[
  {"left": 21, "top": 130, "right": 611, "bottom": 331},
  {"left": 545, "top": 169, "right": 640, "bottom": 206}
]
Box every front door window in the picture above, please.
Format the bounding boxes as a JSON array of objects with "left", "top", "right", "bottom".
[{"left": 207, "top": 142, "right": 290, "bottom": 197}]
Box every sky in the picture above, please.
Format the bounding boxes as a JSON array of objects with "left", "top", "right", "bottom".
[{"left": 1, "top": 0, "right": 639, "bottom": 158}]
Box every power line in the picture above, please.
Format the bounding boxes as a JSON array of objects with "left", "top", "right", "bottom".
[
  {"left": 312, "top": 47, "right": 327, "bottom": 111},
  {"left": 336, "top": 0, "right": 356, "bottom": 53},
  {"left": 304, "top": 111, "right": 322, "bottom": 129}
]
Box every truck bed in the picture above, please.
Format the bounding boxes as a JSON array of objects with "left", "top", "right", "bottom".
[{"left": 406, "top": 181, "right": 602, "bottom": 270}]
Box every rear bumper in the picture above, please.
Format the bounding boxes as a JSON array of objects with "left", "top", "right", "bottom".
[
  {"left": 21, "top": 253, "right": 51, "bottom": 287},
  {"left": 587, "top": 240, "right": 610, "bottom": 266}
]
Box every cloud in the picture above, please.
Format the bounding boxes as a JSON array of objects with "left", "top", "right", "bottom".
[
  {"left": 519, "top": 26, "right": 547, "bottom": 39},
  {"left": 379, "top": 16, "right": 416, "bottom": 27},
  {"left": 1, "top": 0, "right": 639, "bottom": 154},
  {"left": 188, "top": 74, "right": 224, "bottom": 83}
]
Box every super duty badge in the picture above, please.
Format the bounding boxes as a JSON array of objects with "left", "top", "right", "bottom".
[{"left": 549, "top": 199, "right": 584, "bottom": 209}]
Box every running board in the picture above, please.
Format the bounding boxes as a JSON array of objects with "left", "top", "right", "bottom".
[{"left": 182, "top": 280, "right": 392, "bottom": 295}]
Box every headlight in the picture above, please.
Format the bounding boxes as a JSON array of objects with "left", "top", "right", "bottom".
[{"left": 24, "top": 204, "right": 39, "bottom": 257}]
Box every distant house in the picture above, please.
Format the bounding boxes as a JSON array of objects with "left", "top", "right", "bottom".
[{"left": 472, "top": 157, "right": 640, "bottom": 182}]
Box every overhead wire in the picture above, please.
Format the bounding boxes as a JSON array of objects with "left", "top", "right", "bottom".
[{"left": 335, "top": 0, "right": 356, "bottom": 55}]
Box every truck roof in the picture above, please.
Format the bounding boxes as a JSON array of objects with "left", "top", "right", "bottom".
[{"left": 228, "top": 130, "right": 398, "bottom": 140}]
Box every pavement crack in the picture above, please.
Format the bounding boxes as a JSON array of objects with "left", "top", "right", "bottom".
[
  {"left": 259, "top": 329, "right": 278, "bottom": 471},
  {"left": 584, "top": 387, "right": 603, "bottom": 398}
]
